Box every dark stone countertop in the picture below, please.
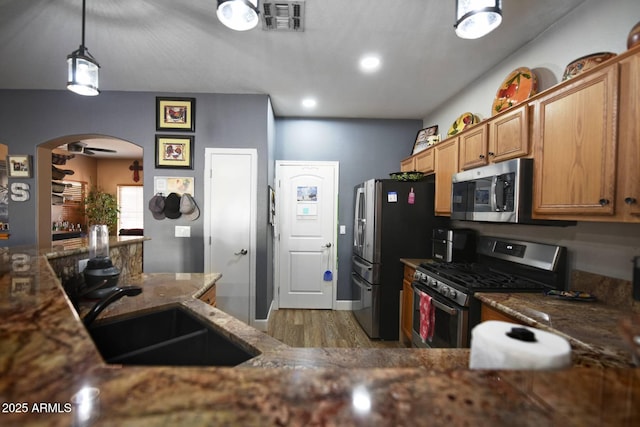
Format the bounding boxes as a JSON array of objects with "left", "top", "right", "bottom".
[{"left": 0, "top": 245, "right": 639, "bottom": 426}]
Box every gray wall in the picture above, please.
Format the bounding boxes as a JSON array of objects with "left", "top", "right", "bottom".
[
  {"left": 0, "top": 89, "right": 274, "bottom": 318},
  {"left": 275, "top": 118, "right": 423, "bottom": 299}
]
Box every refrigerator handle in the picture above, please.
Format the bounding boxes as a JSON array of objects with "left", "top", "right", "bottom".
[
  {"left": 352, "top": 257, "right": 373, "bottom": 271},
  {"left": 354, "top": 187, "right": 366, "bottom": 250},
  {"left": 351, "top": 272, "right": 372, "bottom": 292}
]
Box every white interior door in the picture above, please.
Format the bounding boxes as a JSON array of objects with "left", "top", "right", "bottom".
[
  {"left": 204, "top": 148, "right": 256, "bottom": 325},
  {"left": 276, "top": 161, "right": 339, "bottom": 309}
]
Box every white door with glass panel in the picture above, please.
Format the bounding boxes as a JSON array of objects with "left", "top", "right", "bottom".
[
  {"left": 204, "top": 148, "right": 256, "bottom": 325},
  {"left": 276, "top": 161, "right": 338, "bottom": 309}
]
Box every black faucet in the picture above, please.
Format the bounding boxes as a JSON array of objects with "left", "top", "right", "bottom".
[{"left": 83, "top": 286, "right": 143, "bottom": 327}]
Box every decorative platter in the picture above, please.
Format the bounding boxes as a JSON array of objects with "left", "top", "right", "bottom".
[
  {"left": 447, "top": 112, "right": 479, "bottom": 137},
  {"left": 389, "top": 171, "right": 425, "bottom": 182},
  {"left": 491, "top": 67, "right": 537, "bottom": 116},
  {"left": 562, "top": 52, "right": 617, "bottom": 81}
]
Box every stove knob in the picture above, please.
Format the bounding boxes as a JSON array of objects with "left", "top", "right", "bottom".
[
  {"left": 449, "top": 289, "right": 457, "bottom": 299},
  {"left": 429, "top": 278, "right": 438, "bottom": 287}
]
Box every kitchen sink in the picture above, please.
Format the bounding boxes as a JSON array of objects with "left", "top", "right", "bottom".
[{"left": 88, "top": 306, "right": 254, "bottom": 366}]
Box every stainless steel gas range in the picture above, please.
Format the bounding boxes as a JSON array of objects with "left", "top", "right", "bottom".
[{"left": 411, "top": 235, "right": 567, "bottom": 349}]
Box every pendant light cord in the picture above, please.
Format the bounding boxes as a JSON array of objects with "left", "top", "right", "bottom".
[{"left": 81, "top": 0, "right": 86, "bottom": 49}]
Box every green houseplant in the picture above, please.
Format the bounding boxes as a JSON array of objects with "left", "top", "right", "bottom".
[{"left": 84, "top": 187, "right": 119, "bottom": 235}]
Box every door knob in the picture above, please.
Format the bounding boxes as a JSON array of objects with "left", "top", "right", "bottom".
[
  {"left": 323, "top": 243, "right": 332, "bottom": 248},
  {"left": 234, "top": 249, "right": 248, "bottom": 255}
]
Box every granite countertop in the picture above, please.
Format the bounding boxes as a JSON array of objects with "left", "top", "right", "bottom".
[
  {"left": 1, "top": 246, "right": 639, "bottom": 426},
  {"left": 475, "top": 292, "right": 637, "bottom": 368}
]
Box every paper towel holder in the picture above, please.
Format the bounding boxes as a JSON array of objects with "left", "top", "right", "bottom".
[{"left": 506, "top": 327, "right": 537, "bottom": 342}]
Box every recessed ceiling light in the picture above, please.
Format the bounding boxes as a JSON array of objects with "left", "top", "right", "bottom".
[
  {"left": 359, "top": 55, "right": 381, "bottom": 72},
  {"left": 302, "top": 98, "right": 317, "bottom": 108}
]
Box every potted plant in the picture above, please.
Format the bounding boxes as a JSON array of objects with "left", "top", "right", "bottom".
[{"left": 84, "top": 187, "right": 119, "bottom": 236}]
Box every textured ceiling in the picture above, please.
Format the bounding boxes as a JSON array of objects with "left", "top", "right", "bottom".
[{"left": 0, "top": 0, "right": 587, "bottom": 120}]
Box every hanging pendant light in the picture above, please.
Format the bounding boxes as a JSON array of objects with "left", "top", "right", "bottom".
[
  {"left": 217, "top": 0, "right": 259, "bottom": 31},
  {"left": 454, "top": 0, "right": 503, "bottom": 40},
  {"left": 67, "top": 0, "right": 100, "bottom": 96}
]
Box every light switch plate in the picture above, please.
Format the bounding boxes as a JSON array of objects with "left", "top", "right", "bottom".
[
  {"left": 175, "top": 225, "right": 191, "bottom": 238},
  {"left": 339, "top": 225, "right": 346, "bottom": 235}
]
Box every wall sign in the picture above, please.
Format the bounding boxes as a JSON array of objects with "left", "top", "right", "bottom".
[{"left": 10, "top": 182, "right": 30, "bottom": 202}]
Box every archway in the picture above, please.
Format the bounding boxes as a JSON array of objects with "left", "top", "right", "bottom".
[{"left": 36, "top": 135, "right": 143, "bottom": 249}]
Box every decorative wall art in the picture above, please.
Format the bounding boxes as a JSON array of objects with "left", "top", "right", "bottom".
[
  {"left": 7, "top": 155, "right": 32, "bottom": 178},
  {"left": 153, "top": 176, "right": 195, "bottom": 196},
  {"left": 412, "top": 125, "right": 438, "bottom": 154},
  {"left": 155, "top": 135, "right": 194, "bottom": 169},
  {"left": 156, "top": 97, "right": 195, "bottom": 132}
]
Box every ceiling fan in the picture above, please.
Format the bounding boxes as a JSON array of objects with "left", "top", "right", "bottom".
[{"left": 66, "top": 141, "right": 117, "bottom": 156}]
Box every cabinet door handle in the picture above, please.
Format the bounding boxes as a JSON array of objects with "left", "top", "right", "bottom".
[
  {"left": 488, "top": 151, "right": 495, "bottom": 157},
  {"left": 624, "top": 197, "right": 637, "bottom": 205},
  {"left": 599, "top": 198, "right": 610, "bottom": 206},
  {"left": 478, "top": 154, "right": 485, "bottom": 159}
]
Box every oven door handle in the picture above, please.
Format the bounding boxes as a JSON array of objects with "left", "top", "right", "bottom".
[
  {"left": 413, "top": 283, "right": 458, "bottom": 316},
  {"left": 430, "top": 298, "right": 458, "bottom": 316}
]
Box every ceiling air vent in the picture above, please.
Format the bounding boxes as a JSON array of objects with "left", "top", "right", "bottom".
[{"left": 261, "top": 1, "right": 305, "bottom": 32}]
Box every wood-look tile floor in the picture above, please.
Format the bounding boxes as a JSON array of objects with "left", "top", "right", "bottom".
[{"left": 267, "top": 309, "right": 405, "bottom": 348}]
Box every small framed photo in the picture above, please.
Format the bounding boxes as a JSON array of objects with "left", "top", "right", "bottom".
[
  {"left": 7, "top": 155, "right": 32, "bottom": 178},
  {"left": 155, "top": 135, "right": 194, "bottom": 169},
  {"left": 412, "top": 125, "right": 438, "bottom": 155},
  {"left": 156, "top": 97, "right": 195, "bottom": 132}
]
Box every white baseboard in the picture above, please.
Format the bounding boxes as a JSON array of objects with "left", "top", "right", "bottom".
[
  {"left": 335, "top": 300, "right": 353, "bottom": 311},
  {"left": 253, "top": 299, "right": 274, "bottom": 332}
]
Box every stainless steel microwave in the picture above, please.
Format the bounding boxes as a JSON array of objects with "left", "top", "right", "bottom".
[{"left": 451, "top": 158, "right": 535, "bottom": 223}]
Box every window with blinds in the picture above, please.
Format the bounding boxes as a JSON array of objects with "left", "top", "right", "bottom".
[{"left": 117, "top": 185, "right": 144, "bottom": 232}]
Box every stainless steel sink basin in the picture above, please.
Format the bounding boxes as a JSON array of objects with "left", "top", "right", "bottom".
[{"left": 88, "top": 306, "right": 254, "bottom": 366}]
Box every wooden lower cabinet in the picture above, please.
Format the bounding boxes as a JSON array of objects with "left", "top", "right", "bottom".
[
  {"left": 199, "top": 284, "right": 217, "bottom": 306},
  {"left": 401, "top": 265, "right": 415, "bottom": 344},
  {"left": 480, "top": 303, "right": 522, "bottom": 325}
]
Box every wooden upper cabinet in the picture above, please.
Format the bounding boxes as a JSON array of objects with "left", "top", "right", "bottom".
[
  {"left": 459, "top": 123, "right": 488, "bottom": 170},
  {"left": 532, "top": 63, "right": 618, "bottom": 217},
  {"left": 616, "top": 54, "right": 640, "bottom": 220},
  {"left": 459, "top": 105, "right": 529, "bottom": 171},
  {"left": 488, "top": 104, "right": 529, "bottom": 163},
  {"left": 434, "top": 138, "right": 459, "bottom": 216},
  {"left": 400, "top": 156, "right": 415, "bottom": 172},
  {"left": 415, "top": 148, "right": 435, "bottom": 174},
  {"left": 401, "top": 147, "right": 435, "bottom": 174}
]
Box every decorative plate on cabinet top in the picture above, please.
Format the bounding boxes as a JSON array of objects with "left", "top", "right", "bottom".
[
  {"left": 447, "top": 112, "right": 479, "bottom": 137},
  {"left": 491, "top": 67, "right": 537, "bottom": 116},
  {"left": 561, "top": 52, "right": 617, "bottom": 81}
]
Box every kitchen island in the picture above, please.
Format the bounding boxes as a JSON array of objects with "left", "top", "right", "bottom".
[{"left": 0, "top": 245, "right": 638, "bottom": 426}]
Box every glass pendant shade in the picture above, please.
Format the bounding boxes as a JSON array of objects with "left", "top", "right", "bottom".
[
  {"left": 217, "top": 0, "right": 259, "bottom": 31},
  {"left": 67, "top": 48, "right": 100, "bottom": 96},
  {"left": 455, "top": 0, "right": 502, "bottom": 39}
]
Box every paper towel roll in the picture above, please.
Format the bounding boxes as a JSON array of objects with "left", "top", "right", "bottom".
[{"left": 469, "top": 320, "right": 571, "bottom": 370}]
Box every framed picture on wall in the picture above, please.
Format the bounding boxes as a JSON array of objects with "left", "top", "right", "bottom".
[
  {"left": 7, "top": 155, "right": 32, "bottom": 178},
  {"left": 156, "top": 97, "right": 195, "bottom": 132},
  {"left": 411, "top": 125, "right": 438, "bottom": 155},
  {"left": 155, "top": 135, "right": 194, "bottom": 169}
]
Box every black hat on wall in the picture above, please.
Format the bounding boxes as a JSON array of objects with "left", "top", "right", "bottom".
[{"left": 164, "top": 192, "right": 182, "bottom": 219}]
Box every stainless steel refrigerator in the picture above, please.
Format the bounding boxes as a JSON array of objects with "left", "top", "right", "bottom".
[{"left": 351, "top": 176, "right": 447, "bottom": 340}]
